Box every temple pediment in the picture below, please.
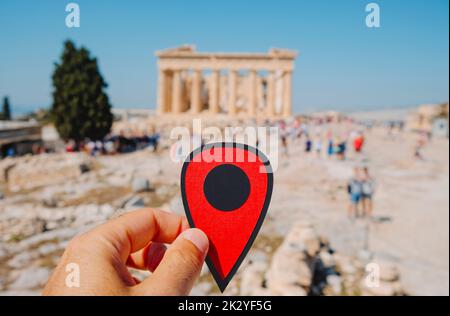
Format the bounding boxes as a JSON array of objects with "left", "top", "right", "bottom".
[{"left": 157, "top": 45, "right": 298, "bottom": 61}]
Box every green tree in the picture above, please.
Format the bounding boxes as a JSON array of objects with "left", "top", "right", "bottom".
[
  {"left": 1, "top": 96, "right": 11, "bottom": 120},
  {"left": 51, "top": 40, "right": 113, "bottom": 142}
]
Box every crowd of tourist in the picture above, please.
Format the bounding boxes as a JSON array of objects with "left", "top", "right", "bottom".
[
  {"left": 65, "top": 132, "right": 160, "bottom": 156},
  {"left": 274, "top": 116, "right": 376, "bottom": 221},
  {"left": 276, "top": 116, "right": 366, "bottom": 161},
  {"left": 347, "top": 166, "right": 375, "bottom": 220}
]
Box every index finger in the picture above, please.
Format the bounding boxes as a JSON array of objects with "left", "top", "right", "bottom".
[{"left": 83, "top": 208, "right": 189, "bottom": 262}]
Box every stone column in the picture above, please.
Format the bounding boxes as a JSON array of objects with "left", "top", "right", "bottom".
[
  {"left": 256, "top": 75, "right": 264, "bottom": 115},
  {"left": 191, "top": 70, "right": 202, "bottom": 113},
  {"left": 165, "top": 71, "right": 173, "bottom": 113},
  {"left": 209, "top": 70, "right": 220, "bottom": 114},
  {"left": 157, "top": 69, "right": 168, "bottom": 114},
  {"left": 181, "top": 70, "right": 190, "bottom": 112},
  {"left": 171, "top": 70, "right": 182, "bottom": 114},
  {"left": 228, "top": 70, "right": 237, "bottom": 116},
  {"left": 248, "top": 70, "right": 257, "bottom": 117},
  {"left": 283, "top": 71, "right": 293, "bottom": 117},
  {"left": 266, "top": 71, "right": 276, "bottom": 118}
]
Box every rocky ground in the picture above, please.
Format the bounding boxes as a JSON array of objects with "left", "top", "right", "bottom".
[{"left": 0, "top": 125, "right": 448, "bottom": 296}]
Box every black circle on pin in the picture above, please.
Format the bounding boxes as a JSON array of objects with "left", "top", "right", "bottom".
[{"left": 203, "top": 164, "right": 250, "bottom": 211}]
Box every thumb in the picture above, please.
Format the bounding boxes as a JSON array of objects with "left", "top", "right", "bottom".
[{"left": 135, "top": 228, "right": 209, "bottom": 295}]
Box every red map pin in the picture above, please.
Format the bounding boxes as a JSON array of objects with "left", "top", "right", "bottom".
[{"left": 181, "top": 142, "right": 273, "bottom": 292}]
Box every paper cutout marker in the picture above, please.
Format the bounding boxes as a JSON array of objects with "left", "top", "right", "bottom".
[{"left": 180, "top": 142, "right": 273, "bottom": 292}]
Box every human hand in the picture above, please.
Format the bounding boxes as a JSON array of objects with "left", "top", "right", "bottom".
[{"left": 43, "top": 208, "right": 209, "bottom": 295}]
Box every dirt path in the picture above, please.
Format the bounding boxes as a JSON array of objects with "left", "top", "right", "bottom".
[{"left": 270, "top": 128, "right": 449, "bottom": 295}]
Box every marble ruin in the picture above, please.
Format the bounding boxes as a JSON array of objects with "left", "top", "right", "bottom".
[{"left": 156, "top": 45, "right": 297, "bottom": 118}]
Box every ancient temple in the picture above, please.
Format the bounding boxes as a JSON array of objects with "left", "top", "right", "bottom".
[{"left": 156, "top": 45, "right": 297, "bottom": 118}]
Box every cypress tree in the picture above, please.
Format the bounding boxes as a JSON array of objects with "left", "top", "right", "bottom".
[
  {"left": 1, "top": 96, "right": 11, "bottom": 120},
  {"left": 51, "top": 40, "right": 113, "bottom": 142}
]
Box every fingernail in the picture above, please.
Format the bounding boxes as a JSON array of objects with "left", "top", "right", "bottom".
[{"left": 181, "top": 228, "right": 209, "bottom": 253}]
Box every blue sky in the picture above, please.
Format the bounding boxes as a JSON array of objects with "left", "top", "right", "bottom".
[{"left": 0, "top": 0, "right": 448, "bottom": 115}]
